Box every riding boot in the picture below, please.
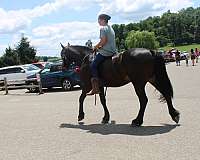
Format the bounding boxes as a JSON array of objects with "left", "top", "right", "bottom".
[{"left": 87, "top": 78, "right": 100, "bottom": 95}]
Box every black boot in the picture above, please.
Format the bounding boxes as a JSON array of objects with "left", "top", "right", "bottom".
[{"left": 87, "top": 78, "right": 100, "bottom": 95}]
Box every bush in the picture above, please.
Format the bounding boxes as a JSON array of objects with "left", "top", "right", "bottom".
[{"left": 125, "top": 31, "right": 159, "bottom": 49}]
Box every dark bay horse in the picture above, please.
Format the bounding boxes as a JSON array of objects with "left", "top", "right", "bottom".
[{"left": 60, "top": 44, "right": 180, "bottom": 126}]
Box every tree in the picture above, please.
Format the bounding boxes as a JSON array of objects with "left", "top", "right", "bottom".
[
  {"left": 42, "top": 56, "right": 48, "bottom": 62},
  {"left": 113, "top": 7, "right": 200, "bottom": 50},
  {"left": 156, "top": 35, "right": 170, "bottom": 47},
  {"left": 0, "top": 46, "right": 19, "bottom": 67},
  {"left": 125, "top": 31, "right": 159, "bottom": 49},
  {"left": 0, "top": 36, "right": 37, "bottom": 67},
  {"left": 16, "top": 36, "right": 37, "bottom": 64}
]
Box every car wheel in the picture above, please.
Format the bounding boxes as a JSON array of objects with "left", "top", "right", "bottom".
[
  {"left": 27, "top": 82, "right": 39, "bottom": 93},
  {"left": 62, "top": 79, "right": 72, "bottom": 91}
]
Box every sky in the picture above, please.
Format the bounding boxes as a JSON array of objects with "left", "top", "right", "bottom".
[{"left": 0, "top": 0, "right": 200, "bottom": 57}]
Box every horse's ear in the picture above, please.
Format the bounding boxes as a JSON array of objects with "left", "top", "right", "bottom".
[{"left": 60, "top": 43, "right": 65, "bottom": 49}]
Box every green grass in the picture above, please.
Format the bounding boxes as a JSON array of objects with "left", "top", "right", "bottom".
[{"left": 159, "top": 44, "right": 200, "bottom": 52}]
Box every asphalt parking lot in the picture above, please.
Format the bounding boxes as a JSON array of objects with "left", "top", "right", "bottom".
[{"left": 0, "top": 61, "right": 199, "bottom": 160}]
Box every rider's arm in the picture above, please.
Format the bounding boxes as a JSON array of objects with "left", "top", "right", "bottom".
[
  {"left": 95, "top": 36, "right": 107, "bottom": 50},
  {"left": 94, "top": 26, "right": 108, "bottom": 51}
]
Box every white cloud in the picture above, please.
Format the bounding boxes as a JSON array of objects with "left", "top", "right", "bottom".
[
  {"left": 31, "top": 21, "right": 99, "bottom": 56},
  {"left": 0, "top": 0, "right": 98, "bottom": 34},
  {"left": 32, "top": 21, "right": 99, "bottom": 42},
  {"left": 98, "top": 0, "right": 194, "bottom": 21},
  {"left": 0, "top": 0, "right": 194, "bottom": 34}
]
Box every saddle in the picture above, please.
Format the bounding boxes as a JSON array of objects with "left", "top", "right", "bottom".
[{"left": 85, "top": 52, "right": 126, "bottom": 87}]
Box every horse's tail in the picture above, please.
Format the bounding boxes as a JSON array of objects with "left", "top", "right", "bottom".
[{"left": 152, "top": 51, "right": 173, "bottom": 102}]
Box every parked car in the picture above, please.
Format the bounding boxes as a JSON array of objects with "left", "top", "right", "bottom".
[
  {"left": 32, "top": 62, "right": 52, "bottom": 69},
  {"left": 21, "top": 64, "right": 41, "bottom": 76},
  {"left": 0, "top": 64, "right": 41, "bottom": 86},
  {"left": 27, "top": 63, "right": 81, "bottom": 92},
  {"left": 181, "top": 51, "right": 190, "bottom": 60},
  {"left": 163, "top": 52, "right": 175, "bottom": 62}
]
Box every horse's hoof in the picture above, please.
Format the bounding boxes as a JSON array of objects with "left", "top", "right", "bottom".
[
  {"left": 78, "top": 113, "right": 85, "bottom": 121},
  {"left": 131, "top": 119, "right": 143, "bottom": 127},
  {"left": 78, "top": 122, "right": 84, "bottom": 125},
  {"left": 101, "top": 119, "right": 109, "bottom": 124},
  {"left": 78, "top": 116, "right": 84, "bottom": 121},
  {"left": 101, "top": 115, "right": 110, "bottom": 124},
  {"left": 172, "top": 114, "right": 180, "bottom": 124},
  {"left": 172, "top": 110, "right": 180, "bottom": 124}
]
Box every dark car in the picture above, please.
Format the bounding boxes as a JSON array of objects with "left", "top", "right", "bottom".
[{"left": 27, "top": 63, "right": 81, "bottom": 92}]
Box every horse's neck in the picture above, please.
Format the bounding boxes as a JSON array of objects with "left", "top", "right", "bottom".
[{"left": 70, "top": 46, "right": 92, "bottom": 66}]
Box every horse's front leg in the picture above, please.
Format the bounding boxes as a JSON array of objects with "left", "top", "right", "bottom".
[
  {"left": 78, "top": 90, "right": 87, "bottom": 121},
  {"left": 99, "top": 87, "right": 110, "bottom": 124}
]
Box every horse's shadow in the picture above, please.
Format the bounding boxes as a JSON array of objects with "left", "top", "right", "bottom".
[{"left": 59, "top": 122, "right": 180, "bottom": 136}]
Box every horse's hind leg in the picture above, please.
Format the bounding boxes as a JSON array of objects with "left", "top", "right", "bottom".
[
  {"left": 99, "top": 87, "right": 110, "bottom": 124},
  {"left": 165, "top": 96, "right": 180, "bottom": 123},
  {"left": 132, "top": 82, "right": 148, "bottom": 126},
  {"left": 149, "top": 79, "right": 180, "bottom": 124}
]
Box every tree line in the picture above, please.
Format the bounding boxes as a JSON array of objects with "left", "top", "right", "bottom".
[{"left": 113, "top": 7, "right": 200, "bottom": 51}]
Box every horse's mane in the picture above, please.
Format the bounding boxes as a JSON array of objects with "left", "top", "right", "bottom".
[{"left": 68, "top": 45, "right": 92, "bottom": 54}]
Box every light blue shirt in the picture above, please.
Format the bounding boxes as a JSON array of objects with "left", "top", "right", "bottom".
[{"left": 98, "top": 25, "right": 116, "bottom": 56}]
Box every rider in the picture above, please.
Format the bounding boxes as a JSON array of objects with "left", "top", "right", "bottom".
[{"left": 87, "top": 14, "right": 116, "bottom": 95}]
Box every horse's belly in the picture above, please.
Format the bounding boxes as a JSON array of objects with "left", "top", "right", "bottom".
[
  {"left": 100, "top": 63, "right": 130, "bottom": 87},
  {"left": 105, "top": 79, "right": 130, "bottom": 87}
]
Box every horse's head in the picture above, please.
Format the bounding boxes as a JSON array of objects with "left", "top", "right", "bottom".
[
  {"left": 60, "top": 43, "right": 70, "bottom": 68},
  {"left": 60, "top": 43, "right": 92, "bottom": 68}
]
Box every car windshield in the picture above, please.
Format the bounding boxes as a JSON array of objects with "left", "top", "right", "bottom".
[
  {"left": 33, "top": 63, "right": 44, "bottom": 69},
  {"left": 41, "top": 68, "right": 50, "bottom": 73},
  {"left": 23, "top": 64, "right": 40, "bottom": 71}
]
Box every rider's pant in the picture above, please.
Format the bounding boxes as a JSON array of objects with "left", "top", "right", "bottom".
[{"left": 90, "top": 53, "right": 106, "bottom": 78}]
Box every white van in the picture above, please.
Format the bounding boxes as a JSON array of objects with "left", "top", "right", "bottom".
[{"left": 0, "top": 65, "right": 41, "bottom": 85}]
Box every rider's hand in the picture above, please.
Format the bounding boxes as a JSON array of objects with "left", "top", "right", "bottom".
[
  {"left": 92, "top": 47, "right": 97, "bottom": 53},
  {"left": 93, "top": 45, "right": 102, "bottom": 53},
  {"left": 92, "top": 46, "right": 99, "bottom": 55}
]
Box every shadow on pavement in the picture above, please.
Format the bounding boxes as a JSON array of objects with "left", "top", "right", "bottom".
[
  {"left": 59, "top": 122, "right": 180, "bottom": 136},
  {"left": 0, "top": 86, "right": 81, "bottom": 96},
  {"left": 25, "top": 86, "right": 81, "bottom": 94},
  {"left": 42, "top": 86, "right": 81, "bottom": 93}
]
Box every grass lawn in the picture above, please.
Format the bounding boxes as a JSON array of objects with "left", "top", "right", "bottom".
[{"left": 159, "top": 44, "right": 200, "bottom": 52}]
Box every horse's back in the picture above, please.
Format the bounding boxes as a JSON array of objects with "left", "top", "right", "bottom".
[
  {"left": 121, "top": 48, "right": 155, "bottom": 82},
  {"left": 123, "top": 48, "right": 154, "bottom": 63}
]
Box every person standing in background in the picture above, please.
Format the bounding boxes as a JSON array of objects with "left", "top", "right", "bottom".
[
  {"left": 195, "top": 48, "right": 199, "bottom": 63},
  {"left": 185, "top": 53, "right": 189, "bottom": 66},
  {"left": 175, "top": 50, "right": 181, "bottom": 66}
]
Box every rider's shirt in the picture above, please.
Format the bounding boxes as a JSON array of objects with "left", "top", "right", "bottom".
[{"left": 98, "top": 25, "right": 116, "bottom": 57}]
